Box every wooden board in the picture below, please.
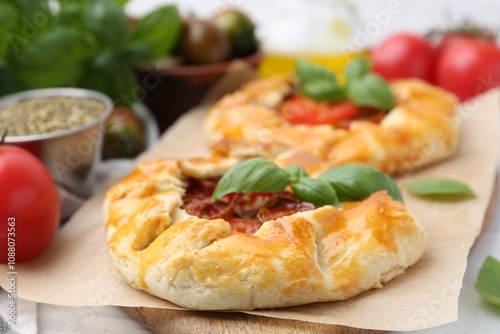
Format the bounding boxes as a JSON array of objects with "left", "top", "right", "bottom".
[{"left": 123, "top": 307, "right": 385, "bottom": 334}]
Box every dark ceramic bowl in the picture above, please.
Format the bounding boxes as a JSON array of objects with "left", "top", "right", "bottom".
[{"left": 135, "top": 49, "right": 263, "bottom": 133}]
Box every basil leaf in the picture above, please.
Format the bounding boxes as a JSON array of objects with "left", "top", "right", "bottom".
[
  {"left": 475, "top": 256, "right": 500, "bottom": 306},
  {"left": 346, "top": 73, "right": 395, "bottom": 111},
  {"left": 129, "top": 5, "right": 182, "bottom": 60},
  {"left": 83, "top": 0, "right": 128, "bottom": 48},
  {"left": 295, "top": 59, "right": 336, "bottom": 82},
  {"left": 291, "top": 177, "right": 339, "bottom": 208},
  {"left": 283, "top": 165, "right": 307, "bottom": 184},
  {"left": 57, "top": 2, "right": 85, "bottom": 28},
  {"left": 295, "top": 60, "right": 345, "bottom": 102},
  {"left": 300, "top": 80, "right": 345, "bottom": 102},
  {"left": 344, "top": 57, "right": 370, "bottom": 82},
  {"left": 319, "top": 164, "right": 403, "bottom": 202},
  {"left": 77, "top": 62, "right": 139, "bottom": 106},
  {"left": 113, "top": 0, "right": 129, "bottom": 6},
  {"left": 403, "top": 178, "right": 475, "bottom": 197},
  {"left": 11, "top": 0, "right": 52, "bottom": 26},
  {"left": 0, "top": 61, "right": 20, "bottom": 96},
  {"left": 120, "top": 41, "right": 153, "bottom": 65},
  {"left": 14, "top": 27, "right": 91, "bottom": 88},
  {"left": 0, "top": 2, "right": 19, "bottom": 58},
  {"left": 212, "top": 158, "right": 291, "bottom": 201}
]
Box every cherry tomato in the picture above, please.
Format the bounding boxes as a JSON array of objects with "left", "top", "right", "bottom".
[
  {"left": 0, "top": 145, "right": 60, "bottom": 263},
  {"left": 102, "top": 106, "right": 146, "bottom": 160},
  {"left": 434, "top": 39, "right": 500, "bottom": 101},
  {"left": 177, "top": 16, "right": 231, "bottom": 65},
  {"left": 281, "top": 96, "right": 358, "bottom": 126},
  {"left": 371, "top": 32, "right": 435, "bottom": 81}
]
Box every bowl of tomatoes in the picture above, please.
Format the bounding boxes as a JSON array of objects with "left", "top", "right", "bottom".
[{"left": 134, "top": 8, "right": 263, "bottom": 133}]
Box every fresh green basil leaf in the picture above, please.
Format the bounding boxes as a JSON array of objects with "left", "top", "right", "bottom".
[
  {"left": 300, "top": 79, "right": 345, "bottom": 102},
  {"left": 113, "top": 0, "right": 129, "bottom": 6},
  {"left": 344, "top": 57, "right": 370, "bottom": 82},
  {"left": 77, "top": 62, "right": 139, "bottom": 106},
  {"left": 14, "top": 27, "right": 91, "bottom": 88},
  {"left": 319, "top": 164, "right": 403, "bottom": 202},
  {"left": 212, "top": 158, "right": 291, "bottom": 201},
  {"left": 283, "top": 165, "right": 307, "bottom": 184},
  {"left": 346, "top": 73, "right": 395, "bottom": 111},
  {"left": 120, "top": 41, "right": 153, "bottom": 65},
  {"left": 0, "top": 60, "right": 21, "bottom": 96},
  {"left": 10, "top": 0, "right": 52, "bottom": 25},
  {"left": 475, "top": 256, "right": 500, "bottom": 306},
  {"left": 295, "top": 59, "right": 336, "bottom": 82},
  {"left": 291, "top": 177, "right": 339, "bottom": 207},
  {"left": 403, "top": 178, "right": 475, "bottom": 197},
  {"left": 0, "top": 2, "right": 19, "bottom": 58},
  {"left": 56, "top": 2, "right": 84, "bottom": 28},
  {"left": 129, "top": 5, "right": 182, "bottom": 60},
  {"left": 83, "top": 0, "right": 128, "bottom": 48}
]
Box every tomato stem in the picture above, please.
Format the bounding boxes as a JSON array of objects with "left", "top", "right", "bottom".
[
  {"left": 0, "top": 125, "right": 8, "bottom": 144},
  {"left": 426, "top": 19, "right": 497, "bottom": 42}
]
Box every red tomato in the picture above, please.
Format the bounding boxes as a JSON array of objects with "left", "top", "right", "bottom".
[
  {"left": 434, "top": 39, "right": 500, "bottom": 101},
  {"left": 281, "top": 96, "right": 358, "bottom": 126},
  {"left": 435, "top": 29, "right": 496, "bottom": 53},
  {"left": 371, "top": 32, "right": 436, "bottom": 81},
  {"left": 0, "top": 145, "right": 60, "bottom": 263},
  {"left": 437, "top": 34, "right": 481, "bottom": 52}
]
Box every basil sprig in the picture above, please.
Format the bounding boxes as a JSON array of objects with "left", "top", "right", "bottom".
[
  {"left": 403, "top": 178, "right": 476, "bottom": 198},
  {"left": 291, "top": 177, "right": 340, "bottom": 208},
  {"left": 295, "top": 60, "right": 346, "bottom": 102},
  {"left": 0, "top": 1, "right": 182, "bottom": 105},
  {"left": 475, "top": 256, "right": 500, "bottom": 307},
  {"left": 212, "top": 158, "right": 290, "bottom": 201},
  {"left": 212, "top": 158, "right": 402, "bottom": 207},
  {"left": 319, "top": 164, "right": 403, "bottom": 202},
  {"left": 295, "top": 58, "right": 395, "bottom": 111}
]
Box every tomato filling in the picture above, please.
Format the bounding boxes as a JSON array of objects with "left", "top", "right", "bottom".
[
  {"left": 182, "top": 178, "right": 315, "bottom": 234},
  {"left": 279, "top": 95, "right": 385, "bottom": 128}
]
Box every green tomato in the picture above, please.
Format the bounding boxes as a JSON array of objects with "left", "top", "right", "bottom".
[
  {"left": 212, "top": 9, "right": 258, "bottom": 58},
  {"left": 102, "top": 106, "right": 146, "bottom": 159},
  {"left": 177, "top": 16, "right": 231, "bottom": 65}
]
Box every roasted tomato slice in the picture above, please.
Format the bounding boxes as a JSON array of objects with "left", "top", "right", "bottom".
[
  {"left": 227, "top": 217, "right": 261, "bottom": 234},
  {"left": 256, "top": 197, "right": 315, "bottom": 223},
  {"left": 230, "top": 192, "right": 296, "bottom": 218},
  {"left": 281, "top": 95, "right": 359, "bottom": 126},
  {"left": 183, "top": 197, "right": 234, "bottom": 221},
  {"left": 182, "top": 178, "right": 317, "bottom": 235},
  {"left": 184, "top": 177, "right": 219, "bottom": 198}
]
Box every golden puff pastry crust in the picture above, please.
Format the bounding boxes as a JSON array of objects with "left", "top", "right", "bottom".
[
  {"left": 103, "top": 157, "right": 427, "bottom": 310},
  {"left": 204, "top": 76, "right": 459, "bottom": 175}
]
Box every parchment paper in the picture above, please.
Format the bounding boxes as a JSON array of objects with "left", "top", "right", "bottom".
[{"left": 2, "top": 64, "right": 499, "bottom": 331}]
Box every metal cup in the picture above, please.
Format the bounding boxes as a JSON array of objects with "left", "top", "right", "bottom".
[{"left": 1, "top": 88, "right": 114, "bottom": 199}]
